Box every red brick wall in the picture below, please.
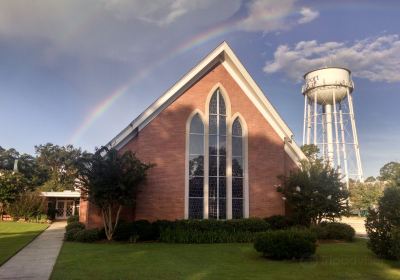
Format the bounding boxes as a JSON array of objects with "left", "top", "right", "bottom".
[{"left": 82, "top": 62, "right": 298, "bottom": 227}]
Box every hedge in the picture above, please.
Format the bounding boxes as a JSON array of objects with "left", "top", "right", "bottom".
[
  {"left": 159, "top": 218, "right": 270, "bottom": 243},
  {"left": 311, "top": 222, "right": 355, "bottom": 241},
  {"left": 65, "top": 221, "right": 85, "bottom": 232},
  {"left": 254, "top": 229, "right": 317, "bottom": 260}
]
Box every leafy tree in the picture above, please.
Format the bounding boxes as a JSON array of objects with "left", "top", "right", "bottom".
[
  {"left": 6, "top": 191, "right": 45, "bottom": 221},
  {"left": 378, "top": 161, "right": 400, "bottom": 184},
  {"left": 278, "top": 158, "right": 349, "bottom": 226},
  {"left": 0, "top": 147, "right": 48, "bottom": 187},
  {"left": 35, "top": 143, "right": 82, "bottom": 191},
  {"left": 76, "top": 148, "right": 152, "bottom": 240},
  {"left": 0, "top": 170, "right": 28, "bottom": 220},
  {"left": 366, "top": 186, "right": 400, "bottom": 259},
  {"left": 365, "top": 176, "right": 376, "bottom": 183},
  {"left": 300, "top": 144, "right": 320, "bottom": 160},
  {"left": 349, "top": 181, "right": 384, "bottom": 214}
]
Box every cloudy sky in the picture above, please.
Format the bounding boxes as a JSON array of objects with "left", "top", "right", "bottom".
[{"left": 1, "top": 0, "right": 399, "bottom": 176}]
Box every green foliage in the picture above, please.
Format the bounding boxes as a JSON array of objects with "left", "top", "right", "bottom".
[
  {"left": 46, "top": 203, "right": 57, "bottom": 220},
  {"left": 264, "top": 215, "right": 294, "bottom": 230},
  {"left": 349, "top": 181, "right": 384, "bottom": 213},
  {"left": 278, "top": 158, "right": 349, "bottom": 226},
  {"left": 74, "top": 229, "right": 101, "bottom": 243},
  {"left": 6, "top": 191, "right": 45, "bottom": 221},
  {"left": 35, "top": 143, "right": 82, "bottom": 191},
  {"left": 66, "top": 221, "right": 85, "bottom": 232},
  {"left": 366, "top": 186, "right": 400, "bottom": 259},
  {"left": 300, "top": 144, "right": 320, "bottom": 160},
  {"left": 76, "top": 148, "right": 153, "bottom": 240},
  {"left": 159, "top": 218, "right": 270, "bottom": 243},
  {"left": 64, "top": 228, "right": 82, "bottom": 241},
  {"left": 254, "top": 229, "right": 317, "bottom": 260},
  {"left": 0, "top": 170, "right": 29, "bottom": 217},
  {"left": 0, "top": 147, "right": 48, "bottom": 188},
  {"left": 378, "top": 161, "right": 400, "bottom": 185},
  {"left": 311, "top": 222, "right": 355, "bottom": 241},
  {"left": 67, "top": 215, "right": 79, "bottom": 224}
]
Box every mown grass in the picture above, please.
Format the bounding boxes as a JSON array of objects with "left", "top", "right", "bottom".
[
  {"left": 0, "top": 222, "right": 48, "bottom": 265},
  {"left": 52, "top": 239, "right": 400, "bottom": 280}
]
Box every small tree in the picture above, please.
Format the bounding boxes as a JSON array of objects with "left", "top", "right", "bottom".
[
  {"left": 366, "top": 186, "right": 400, "bottom": 259},
  {"left": 0, "top": 170, "right": 28, "bottom": 220},
  {"left": 7, "top": 191, "right": 45, "bottom": 221},
  {"left": 349, "top": 181, "right": 384, "bottom": 214},
  {"left": 76, "top": 148, "right": 152, "bottom": 240},
  {"left": 278, "top": 158, "right": 349, "bottom": 226}
]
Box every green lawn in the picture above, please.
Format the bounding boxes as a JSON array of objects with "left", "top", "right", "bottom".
[
  {"left": 0, "top": 222, "right": 48, "bottom": 265},
  {"left": 52, "top": 239, "right": 400, "bottom": 280}
]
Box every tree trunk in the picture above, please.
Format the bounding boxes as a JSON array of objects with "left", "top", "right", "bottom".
[{"left": 101, "top": 205, "right": 122, "bottom": 241}]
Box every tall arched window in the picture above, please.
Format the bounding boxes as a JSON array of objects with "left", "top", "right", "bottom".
[
  {"left": 208, "top": 90, "right": 226, "bottom": 219},
  {"left": 232, "top": 118, "right": 244, "bottom": 219},
  {"left": 188, "top": 114, "right": 204, "bottom": 219}
]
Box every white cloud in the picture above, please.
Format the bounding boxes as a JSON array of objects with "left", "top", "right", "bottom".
[
  {"left": 298, "top": 7, "right": 319, "bottom": 24},
  {"left": 237, "top": 0, "right": 318, "bottom": 32},
  {"left": 264, "top": 35, "right": 400, "bottom": 82},
  {"left": 0, "top": 0, "right": 241, "bottom": 62},
  {"left": 102, "top": 0, "right": 214, "bottom": 26}
]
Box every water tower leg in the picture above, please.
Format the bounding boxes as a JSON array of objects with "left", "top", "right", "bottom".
[
  {"left": 332, "top": 90, "right": 342, "bottom": 171},
  {"left": 347, "top": 89, "right": 364, "bottom": 182},
  {"left": 339, "top": 104, "right": 349, "bottom": 189},
  {"left": 303, "top": 95, "right": 308, "bottom": 145},
  {"left": 307, "top": 99, "right": 312, "bottom": 145},
  {"left": 325, "top": 104, "right": 334, "bottom": 165},
  {"left": 313, "top": 94, "right": 317, "bottom": 145}
]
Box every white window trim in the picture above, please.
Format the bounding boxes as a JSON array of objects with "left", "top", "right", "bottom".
[
  {"left": 184, "top": 110, "right": 206, "bottom": 219},
  {"left": 185, "top": 84, "right": 249, "bottom": 219},
  {"left": 231, "top": 113, "right": 249, "bottom": 219}
]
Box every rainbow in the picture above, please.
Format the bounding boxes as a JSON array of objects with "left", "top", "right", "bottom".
[
  {"left": 68, "top": 18, "right": 239, "bottom": 145},
  {"left": 70, "top": 0, "right": 376, "bottom": 145}
]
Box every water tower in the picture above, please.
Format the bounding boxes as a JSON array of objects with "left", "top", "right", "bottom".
[{"left": 301, "top": 67, "right": 363, "bottom": 186}]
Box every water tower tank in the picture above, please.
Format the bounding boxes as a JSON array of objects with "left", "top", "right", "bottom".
[
  {"left": 302, "top": 67, "right": 353, "bottom": 104},
  {"left": 301, "top": 67, "right": 363, "bottom": 186}
]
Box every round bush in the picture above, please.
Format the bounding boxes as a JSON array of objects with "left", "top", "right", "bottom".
[
  {"left": 66, "top": 221, "right": 85, "bottom": 232},
  {"left": 64, "top": 228, "right": 82, "bottom": 241},
  {"left": 254, "top": 229, "right": 317, "bottom": 260},
  {"left": 264, "top": 215, "right": 294, "bottom": 230},
  {"left": 75, "top": 229, "right": 100, "bottom": 243},
  {"left": 312, "top": 222, "right": 355, "bottom": 241},
  {"left": 67, "top": 215, "right": 79, "bottom": 224}
]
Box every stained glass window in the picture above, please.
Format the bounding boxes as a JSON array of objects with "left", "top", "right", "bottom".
[
  {"left": 232, "top": 118, "right": 244, "bottom": 219},
  {"left": 209, "top": 90, "right": 226, "bottom": 219},
  {"left": 188, "top": 114, "right": 204, "bottom": 219}
]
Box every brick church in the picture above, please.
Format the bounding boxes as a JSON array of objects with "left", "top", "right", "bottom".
[{"left": 79, "top": 42, "right": 305, "bottom": 228}]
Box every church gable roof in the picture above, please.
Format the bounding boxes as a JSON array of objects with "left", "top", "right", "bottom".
[{"left": 105, "top": 42, "right": 306, "bottom": 163}]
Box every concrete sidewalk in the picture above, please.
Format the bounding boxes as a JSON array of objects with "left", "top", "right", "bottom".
[{"left": 0, "top": 221, "right": 66, "bottom": 280}]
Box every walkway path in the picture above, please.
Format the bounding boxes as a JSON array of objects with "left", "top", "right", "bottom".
[{"left": 0, "top": 221, "right": 66, "bottom": 280}]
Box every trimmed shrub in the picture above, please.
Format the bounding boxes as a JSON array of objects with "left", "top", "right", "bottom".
[
  {"left": 64, "top": 228, "right": 82, "bottom": 241},
  {"left": 159, "top": 218, "right": 270, "bottom": 243},
  {"left": 366, "top": 186, "right": 400, "bottom": 260},
  {"left": 132, "top": 220, "right": 157, "bottom": 241},
  {"left": 113, "top": 221, "right": 134, "bottom": 241},
  {"left": 254, "top": 229, "right": 317, "bottom": 260},
  {"left": 264, "top": 215, "right": 294, "bottom": 230},
  {"left": 67, "top": 215, "right": 79, "bottom": 224},
  {"left": 74, "top": 229, "right": 101, "bottom": 243},
  {"left": 66, "top": 221, "right": 85, "bottom": 232},
  {"left": 312, "top": 222, "right": 355, "bottom": 241}
]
